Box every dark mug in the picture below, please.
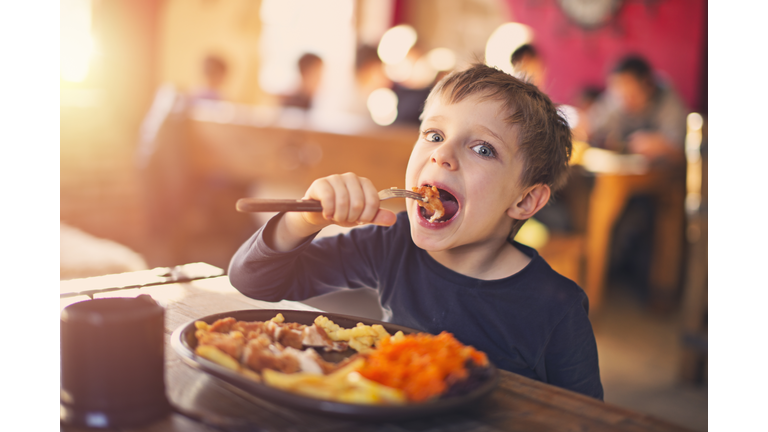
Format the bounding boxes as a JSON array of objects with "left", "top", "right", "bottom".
[{"left": 60, "top": 295, "right": 171, "bottom": 428}]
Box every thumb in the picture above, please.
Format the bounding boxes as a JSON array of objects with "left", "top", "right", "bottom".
[{"left": 370, "top": 208, "right": 397, "bottom": 226}]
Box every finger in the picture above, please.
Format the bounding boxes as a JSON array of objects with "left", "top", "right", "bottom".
[
  {"left": 341, "top": 173, "right": 367, "bottom": 223},
  {"left": 307, "top": 178, "right": 336, "bottom": 221},
  {"left": 325, "top": 175, "right": 350, "bottom": 223},
  {"left": 357, "top": 177, "right": 380, "bottom": 224},
  {"left": 370, "top": 208, "right": 397, "bottom": 226}
]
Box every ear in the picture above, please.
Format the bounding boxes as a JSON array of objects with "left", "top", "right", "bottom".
[{"left": 506, "top": 184, "right": 551, "bottom": 221}]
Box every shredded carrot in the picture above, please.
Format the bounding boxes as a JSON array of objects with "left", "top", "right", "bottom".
[{"left": 358, "top": 332, "right": 488, "bottom": 402}]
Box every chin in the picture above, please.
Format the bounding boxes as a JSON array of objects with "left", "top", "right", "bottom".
[{"left": 407, "top": 209, "right": 456, "bottom": 251}]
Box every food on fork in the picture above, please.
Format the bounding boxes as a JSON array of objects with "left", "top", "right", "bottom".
[
  {"left": 412, "top": 186, "right": 445, "bottom": 223},
  {"left": 192, "top": 313, "right": 492, "bottom": 405}
]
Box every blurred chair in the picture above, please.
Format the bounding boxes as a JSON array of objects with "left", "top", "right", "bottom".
[
  {"left": 679, "top": 114, "right": 707, "bottom": 384},
  {"left": 533, "top": 163, "right": 594, "bottom": 287},
  {"left": 60, "top": 223, "right": 148, "bottom": 280}
]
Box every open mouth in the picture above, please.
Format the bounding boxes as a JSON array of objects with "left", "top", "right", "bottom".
[{"left": 418, "top": 185, "right": 459, "bottom": 223}]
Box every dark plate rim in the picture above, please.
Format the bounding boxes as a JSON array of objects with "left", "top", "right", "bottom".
[{"left": 170, "top": 309, "right": 499, "bottom": 420}]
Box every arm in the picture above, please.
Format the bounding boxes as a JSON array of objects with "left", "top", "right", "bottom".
[
  {"left": 228, "top": 212, "right": 390, "bottom": 302},
  {"left": 229, "top": 172, "right": 396, "bottom": 301},
  {"left": 626, "top": 130, "right": 685, "bottom": 165},
  {"left": 537, "top": 296, "right": 604, "bottom": 400}
]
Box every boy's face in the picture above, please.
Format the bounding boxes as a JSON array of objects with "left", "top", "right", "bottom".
[
  {"left": 405, "top": 93, "right": 527, "bottom": 252},
  {"left": 608, "top": 72, "right": 650, "bottom": 114}
]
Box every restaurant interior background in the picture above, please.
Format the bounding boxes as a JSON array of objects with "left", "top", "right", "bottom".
[{"left": 60, "top": 0, "right": 708, "bottom": 430}]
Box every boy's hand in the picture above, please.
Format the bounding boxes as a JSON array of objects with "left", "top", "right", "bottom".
[
  {"left": 271, "top": 173, "right": 397, "bottom": 252},
  {"left": 301, "top": 173, "right": 396, "bottom": 228}
]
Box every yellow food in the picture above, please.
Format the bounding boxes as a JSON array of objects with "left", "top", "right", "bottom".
[
  {"left": 263, "top": 358, "right": 406, "bottom": 405},
  {"left": 314, "top": 316, "right": 400, "bottom": 354},
  {"left": 195, "top": 345, "right": 241, "bottom": 372}
]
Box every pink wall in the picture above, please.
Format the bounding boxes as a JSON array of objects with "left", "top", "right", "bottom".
[{"left": 505, "top": 0, "right": 707, "bottom": 112}]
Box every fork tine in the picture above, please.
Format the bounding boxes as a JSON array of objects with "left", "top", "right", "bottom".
[{"left": 379, "top": 188, "right": 426, "bottom": 201}]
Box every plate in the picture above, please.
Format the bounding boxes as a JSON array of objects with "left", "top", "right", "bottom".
[{"left": 170, "top": 309, "right": 499, "bottom": 421}]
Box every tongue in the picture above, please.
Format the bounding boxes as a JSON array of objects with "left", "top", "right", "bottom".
[{"left": 441, "top": 200, "right": 459, "bottom": 220}]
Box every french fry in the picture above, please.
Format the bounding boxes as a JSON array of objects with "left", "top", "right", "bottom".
[
  {"left": 195, "top": 345, "right": 241, "bottom": 372},
  {"left": 262, "top": 358, "right": 405, "bottom": 405},
  {"left": 345, "top": 372, "right": 406, "bottom": 404}
]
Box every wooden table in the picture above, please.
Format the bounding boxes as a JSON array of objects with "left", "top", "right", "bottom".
[{"left": 61, "top": 266, "right": 694, "bottom": 432}]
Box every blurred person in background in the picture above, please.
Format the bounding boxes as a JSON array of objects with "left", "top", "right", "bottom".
[
  {"left": 587, "top": 55, "right": 686, "bottom": 165},
  {"left": 191, "top": 54, "right": 229, "bottom": 101},
  {"left": 586, "top": 55, "right": 688, "bottom": 303},
  {"left": 511, "top": 44, "right": 546, "bottom": 90},
  {"left": 279, "top": 53, "right": 325, "bottom": 110}
]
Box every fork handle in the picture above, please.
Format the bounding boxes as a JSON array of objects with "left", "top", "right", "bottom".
[{"left": 236, "top": 198, "right": 323, "bottom": 213}]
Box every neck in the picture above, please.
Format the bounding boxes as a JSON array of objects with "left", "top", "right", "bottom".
[{"left": 427, "top": 237, "right": 531, "bottom": 280}]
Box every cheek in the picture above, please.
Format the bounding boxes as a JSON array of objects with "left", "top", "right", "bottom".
[
  {"left": 465, "top": 172, "right": 519, "bottom": 211},
  {"left": 405, "top": 147, "right": 427, "bottom": 185}
]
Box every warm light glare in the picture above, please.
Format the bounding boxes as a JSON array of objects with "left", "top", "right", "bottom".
[
  {"left": 485, "top": 23, "right": 533, "bottom": 75},
  {"left": 408, "top": 56, "right": 438, "bottom": 87},
  {"left": 687, "top": 112, "right": 704, "bottom": 131},
  {"left": 426, "top": 48, "right": 456, "bottom": 71},
  {"left": 258, "top": 0, "right": 355, "bottom": 95},
  {"left": 558, "top": 105, "right": 579, "bottom": 128},
  {"left": 684, "top": 112, "right": 703, "bottom": 217},
  {"left": 384, "top": 61, "right": 413, "bottom": 83},
  {"left": 61, "top": 0, "right": 94, "bottom": 82},
  {"left": 516, "top": 218, "right": 549, "bottom": 250},
  {"left": 377, "top": 25, "right": 417, "bottom": 65},
  {"left": 367, "top": 88, "right": 398, "bottom": 126},
  {"left": 685, "top": 112, "right": 703, "bottom": 162}
]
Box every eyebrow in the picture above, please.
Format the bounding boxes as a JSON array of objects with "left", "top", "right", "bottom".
[
  {"left": 477, "top": 124, "right": 507, "bottom": 147},
  {"left": 420, "top": 114, "right": 446, "bottom": 124}
]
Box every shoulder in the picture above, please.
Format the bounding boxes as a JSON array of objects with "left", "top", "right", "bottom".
[
  {"left": 655, "top": 84, "right": 687, "bottom": 115},
  {"left": 513, "top": 241, "right": 590, "bottom": 310}
]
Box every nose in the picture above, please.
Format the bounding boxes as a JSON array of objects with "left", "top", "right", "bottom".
[{"left": 430, "top": 141, "right": 458, "bottom": 170}]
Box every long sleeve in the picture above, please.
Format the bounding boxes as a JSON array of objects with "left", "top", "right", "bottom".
[{"left": 228, "top": 214, "right": 383, "bottom": 302}]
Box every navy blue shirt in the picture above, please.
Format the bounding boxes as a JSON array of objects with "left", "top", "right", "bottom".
[{"left": 229, "top": 212, "right": 603, "bottom": 400}]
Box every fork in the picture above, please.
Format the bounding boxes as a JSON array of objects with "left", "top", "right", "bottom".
[{"left": 235, "top": 188, "right": 426, "bottom": 213}]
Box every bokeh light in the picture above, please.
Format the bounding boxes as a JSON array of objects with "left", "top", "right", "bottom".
[
  {"left": 426, "top": 47, "right": 456, "bottom": 71},
  {"left": 367, "top": 88, "right": 398, "bottom": 126},
  {"left": 61, "top": 0, "right": 95, "bottom": 82},
  {"left": 687, "top": 112, "right": 704, "bottom": 131},
  {"left": 485, "top": 22, "right": 533, "bottom": 75},
  {"left": 377, "top": 25, "right": 417, "bottom": 65},
  {"left": 384, "top": 61, "right": 413, "bottom": 83}
]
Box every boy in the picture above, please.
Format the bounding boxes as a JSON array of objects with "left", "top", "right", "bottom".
[{"left": 229, "top": 64, "right": 604, "bottom": 400}]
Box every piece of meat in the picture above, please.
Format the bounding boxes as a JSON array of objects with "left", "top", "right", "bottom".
[
  {"left": 278, "top": 328, "right": 304, "bottom": 350},
  {"left": 243, "top": 338, "right": 301, "bottom": 374},
  {"left": 208, "top": 317, "right": 236, "bottom": 333},
  {"left": 302, "top": 324, "right": 349, "bottom": 352},
  {"left": 413, "top": 186, "right": 445, "bottom": 222},
  {"left": 195, "top": 330, "right": 246, "bottom": 360},
  {"left": 232, "top": 320, "right": 269, "bottom": 336}
]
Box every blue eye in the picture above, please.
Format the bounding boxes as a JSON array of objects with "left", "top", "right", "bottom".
[
  {"left": 424, "top": 131, "right": 444, "bottom": 142},
  {"left": 471, "top": 143, "right": 496, "bottom": 158}
]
